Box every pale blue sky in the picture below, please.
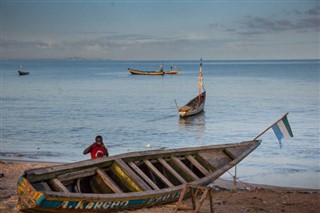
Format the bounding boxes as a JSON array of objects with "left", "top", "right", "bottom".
[{"left": 1, "top": 0, "right": 319, "bottom": 60}]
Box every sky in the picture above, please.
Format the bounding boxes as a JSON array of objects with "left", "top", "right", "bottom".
[{"left": 1, "top": 0, "right": 319, "bottom": 60}]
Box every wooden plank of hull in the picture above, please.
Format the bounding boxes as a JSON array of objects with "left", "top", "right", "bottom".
[
  {"left": 49, "top": 178, "right": 69, "bottom": 193},
  {"left": 96, "top": 169, "right": 123, "bottom": 193},
  {"left": 186, "top": 155, "right": 210, "bottom": 175},
  {"left": 40, "top": 182, "right": 52, "bottom": 192},
  {"left": 110, "top": 159, "right": 145, "bottom": 192},
  {"left": 170, "top": 157, "right": 199, "bottom": 181},
  {"left": 158, "top": 158, "right": 187, "bottom": 184},
  {"left": 223, "top": 148, "right": 237, "bottom": 160},
  {"left": 22, "top": 188, "right": 183, "bottom": 213},
  {"left": 25, "top": 158, "right": 112, "bottom": 182},
  {"left": 143, "top": 159, "right": 174, "bottom": 187},
  {"left": 114, "top": 159, "right": 152, "bottom": 191},
  {"left": 58, "top": 167, "right": 97, "bottom": 182},
  {"left": 128, "top": 161, "right": 160, "bottom": 190}
]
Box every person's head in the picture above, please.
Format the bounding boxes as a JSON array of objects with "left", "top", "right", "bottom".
[{"left": 95, "top": 135, "right": 103, "bottom": 146}]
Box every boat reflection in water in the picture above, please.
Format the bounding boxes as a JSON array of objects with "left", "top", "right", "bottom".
[{"left": 178, "top": 112, "right": 206, "bottom": 146}]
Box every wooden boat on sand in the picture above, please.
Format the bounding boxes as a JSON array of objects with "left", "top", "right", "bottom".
[
  {"left": 17, "top": 140, "right": 261, "bottom": 212},
  {"left": 128, "top": 68, "right": 165, "bottom": 75}
]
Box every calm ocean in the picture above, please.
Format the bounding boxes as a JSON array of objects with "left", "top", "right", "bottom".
[{"left": 1, "top": 59, "right": 319, "bottom": 189}]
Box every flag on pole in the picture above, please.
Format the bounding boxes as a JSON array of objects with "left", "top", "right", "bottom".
[{"left": 271, "top": 115, "right": 293, "bottom": 143}]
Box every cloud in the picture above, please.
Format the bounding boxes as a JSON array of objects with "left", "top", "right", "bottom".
[
  {"left": 306, "top": 4, "right": 320, "bottom": 16},
  {"left": 1, "top": 37, "right": 53, "bottom": 49},
  {"left": 234, "top": 5, "right": 320, "bottom": 35}
]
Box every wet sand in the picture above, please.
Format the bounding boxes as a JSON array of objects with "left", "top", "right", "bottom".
[{"left": 0, "top": 160, "right": 319, "bottom": 213}]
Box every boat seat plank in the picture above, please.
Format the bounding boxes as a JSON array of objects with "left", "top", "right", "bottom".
[
  {"left": 143, "top": 159, "right": 174, "bottom": 187},
  {"left": 114, "top": 159, "right": 152, "bottom": 191},
  {"left": 96, "top": 168, "right": 123, "bottom": 193},
  {"left": 223, "top": 148, "right": 236, "bottom": 160},
  {"left": 58, "top": 167, "right": 97, "bottom": 182},
  {"left": 49, "top": 178, "right": 69, "bottom": 193},
  {"left": 171, "top": 157, "right": 198, "bottom": 181},
  {"left": 186, "top": 155, "right": 210, "bottom": 175},
  {"left": 40, "top": 182, "right": 52, "bottom": 191},
  {"left": 128, "top": 162, "right": 160, "bottom": 190},
  {"left": 158, "top": 158, "right": 187, "bottom": 184}
]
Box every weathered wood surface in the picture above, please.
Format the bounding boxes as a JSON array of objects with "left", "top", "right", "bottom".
[{"left": 17, "top": 140, "right": 262, "bottom": 213}]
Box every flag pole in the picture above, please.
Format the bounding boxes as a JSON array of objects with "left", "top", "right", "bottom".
[
  {"left": 253, "top": 112, "right": 289, "bottom": 141},
  {"left": 198, "top": 58, "right": 203, "bottom": 102}
]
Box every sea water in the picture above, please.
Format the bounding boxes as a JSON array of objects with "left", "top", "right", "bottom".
[{"left": 1, "top": 59, "right": 319, "bottom": 189}]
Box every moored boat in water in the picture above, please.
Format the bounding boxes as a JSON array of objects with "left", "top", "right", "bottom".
[
  {"left": 178, "top": 91, "right": 206, "bottom": 117},
  {"left": 128, "top": 62, "right": 180, "bottom": 75},
  {"left": 128, "top": 68, "right": 165, "bottom": 75},
  {"left": 18, "top": 65, "right": 29, "bottom": 76},
  {"left": 177, "top": 59, "right": 205, "bottom": 118},
  {"left": 165, "top": 70, "right": 180, "bottom": 74}
]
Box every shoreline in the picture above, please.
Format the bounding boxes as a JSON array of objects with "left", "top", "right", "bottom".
[{"left": 0, "top": 160, "right": 319, "bottom": 213}]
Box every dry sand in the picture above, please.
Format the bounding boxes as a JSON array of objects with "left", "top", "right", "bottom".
[{"left": 0, "top": 160, "right": 319, "bottom": 213}]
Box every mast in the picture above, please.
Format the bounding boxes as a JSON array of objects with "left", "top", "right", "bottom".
[{"left": 198, "top": 58, "right": 203, "bottom": 102}]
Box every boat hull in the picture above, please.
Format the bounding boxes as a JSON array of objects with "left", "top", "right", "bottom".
[
  {"left": 128, "top": 68, "right": 165, "bottom": 75},
  {"left": 18, "top": 70, "right": 29, "bottom": 76},
  {"left": 179, "top": 91, "right": 206, "bottom": 118},
  {"left": 164, "top": 70, "right": 180, "bottom": 74},
  {"left": 17, "top": 140, "right": 261, "bottom": 212}
]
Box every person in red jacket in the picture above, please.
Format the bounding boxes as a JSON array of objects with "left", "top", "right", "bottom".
[{"left": 83, "top": 135, "right": 109, "bottom": 159}]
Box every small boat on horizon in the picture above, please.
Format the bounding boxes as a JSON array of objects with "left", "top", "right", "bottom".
[
  {"left": 128, "top": 68, "right": 165, "bottom": 75},
  {"left": 18, "top": 66, "right": 29, "bottom": 76},
  {"left": 128, "top": 62, "right": 180, "bottom": 75},
  {"left": 165, "top": 69, "right": 180, "bottom": 74}
]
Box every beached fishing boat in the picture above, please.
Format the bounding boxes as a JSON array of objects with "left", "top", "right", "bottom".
[
  {"left": 128, "top": 68, "right": 165, "bottom": 75},
  {"left": 18, "top": 66, "right": 29, "bottom": 76},
  {"left": 177, "top": 59, "right": 205, "bottom": 118},
  {"left": 17, "top": 140, "right": 261, "bottom": 212}
]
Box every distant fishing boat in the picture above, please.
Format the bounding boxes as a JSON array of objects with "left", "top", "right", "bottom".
[
  {"left": 128, "top": 62, "right": 180, "bottom": 75},
  {"left": 165, "top": 69, "right": 180, "bottom": 75},
  {"left": 18, "top": 65, "right": 29, "bottom": 76},
  {"left": 177, "top": 59, "right": 205, "bottom": 118},
  {"left": 17, "top": 140, "right": 261, "bottom": 212},
  {"left": 128, "top": 68, "right": 165, "bottom": 75}
]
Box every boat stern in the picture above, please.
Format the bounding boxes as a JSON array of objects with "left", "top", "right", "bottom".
[{"left": 17, "top": 176, "right": 45, "bottom": 211}]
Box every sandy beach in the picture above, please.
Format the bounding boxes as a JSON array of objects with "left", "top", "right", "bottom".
[{"left": 0, "top": 160, "right": 319, "bottom": 213}]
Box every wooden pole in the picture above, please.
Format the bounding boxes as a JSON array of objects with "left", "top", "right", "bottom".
[
  {"left": 174, "top": 99, "right": 180, "bottom": 111},
  {"left": 253, "top": 112, "right": 289, "bottom": 141}
]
